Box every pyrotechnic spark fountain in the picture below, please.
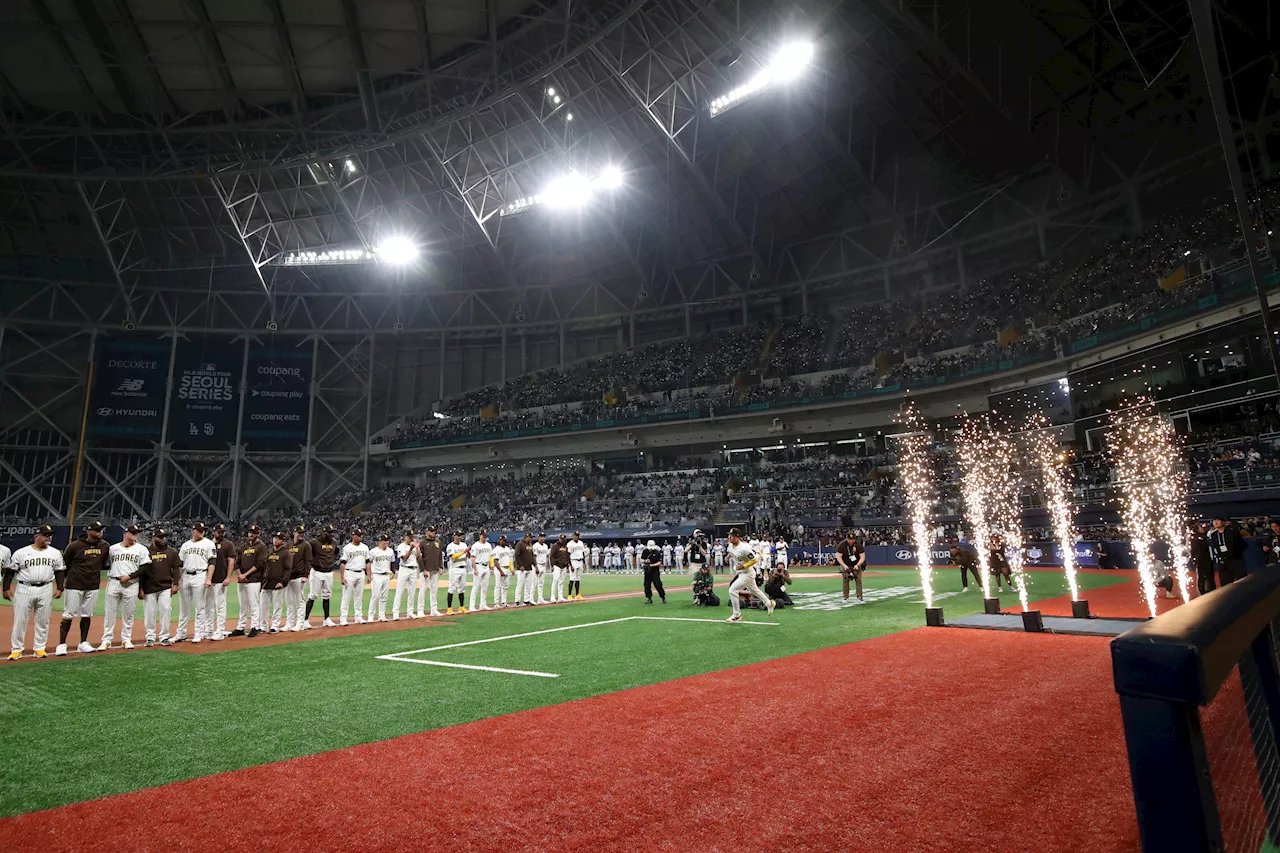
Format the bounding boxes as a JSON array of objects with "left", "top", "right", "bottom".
[
  {"left": 894, "top": 405, "right": 937, "bottom": 610},
  {"left": 1110, "top": 401, "right": 1188, "bottom": 617},
  {"left": 957, "top": 416, "right": 995, "bottom": 599},
  {"left": 984, "top": 423, "right": 1030, "bottom": 611},
  {"left": 1025, "top": 416, "right": 1080, "bottom": 602}
]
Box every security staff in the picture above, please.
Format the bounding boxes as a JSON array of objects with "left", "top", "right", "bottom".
[
  {"left": 640, "top": 539, "right": 667, "bottom": 605},
  {"left": 836, "top": 531, "right": 866, "bottom": 602}
]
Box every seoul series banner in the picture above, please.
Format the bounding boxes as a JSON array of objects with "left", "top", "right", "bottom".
[
  {"left": 244, "top": 344, "right": 312, "bottom": 447},
  {"left": 87, "top": 338, "right": 170, "bottom": 440},
  {"left": 169, "top": 337, "right": 239, "bottom": 448}
]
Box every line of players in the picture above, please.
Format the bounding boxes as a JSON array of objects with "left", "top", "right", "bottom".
[{"left": 585, "top": 535, "right": 790, "bottom": 574}]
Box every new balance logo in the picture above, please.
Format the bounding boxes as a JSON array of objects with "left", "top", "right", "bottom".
[{"left": 116, "top": 379, "right": 145, "bottom": 393}]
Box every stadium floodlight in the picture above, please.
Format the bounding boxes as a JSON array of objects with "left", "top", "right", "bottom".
[
  {"left": 546, "top": 87, "right": 556, "bottom": 97},
  {"left": 566, "top": 112, "right": 574, "bottom": 121},
  {"left": 499, "top": 166, "right": 625, "bottom": 217},
  {"left": 553, "top": 95, "right": 562, "bottom": 104},
  {"left": 345, "top": 158, "right": 357, "bottom": 174},
  {"left": 594, "top": 165, "right": 624, "bottom": 191},
  {"left": 708, "top": 39, "right": 814, "bottom": 117},
  {"left": 279, "top": 247, "right": 375, "bottom": 266},
  {"left": 374, "top": 236, "right": 420, "bottom": 265}
]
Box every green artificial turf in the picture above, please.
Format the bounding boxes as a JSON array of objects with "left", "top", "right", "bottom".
[{"left": 0, "top": 568, "right": 1126, "bottom": 817}]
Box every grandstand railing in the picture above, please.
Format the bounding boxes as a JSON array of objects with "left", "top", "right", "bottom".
[{"left": 1111, "top": 568, "right": 1280, "bottom": 852}]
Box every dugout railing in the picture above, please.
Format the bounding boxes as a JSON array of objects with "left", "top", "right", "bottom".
[{"left": 1112, "top": 567, "right": 1280, "bottom": 852}]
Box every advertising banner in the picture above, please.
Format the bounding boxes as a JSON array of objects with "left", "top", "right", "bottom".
[
  {"left": 244, "top": 344, "right": 312, "bottom": 447},
  {"left": 87, "top": 338, "right": 170, "bottom": 440},
  {"left": 169, "top": 337, "right": 239, "bottom": 448}
]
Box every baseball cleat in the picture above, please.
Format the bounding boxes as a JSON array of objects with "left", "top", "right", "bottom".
[
  {"left": 430, "top": 611, "right": 441, "bottom": 617},
  {"left": 339, "top": 619, "right": 348, "bottom": 626},
  {"left": 7, "top": 651, "right": 21, "bottom": 661},
  {"left": 55, "top": 644, "right": 68, "bottom": 656},
  {"left": 97, "top": 641, "right": 112, "bottom": 651},
  {"left": 577, "top": 594, "right": 585, "bottom": 601},
  {"left": 229, "top": 629, "right": 246, "bottom": 637},
  {"left": 354, "top": 617, "right": 365, "bottom": 624},
  {"left": 725, "top": 614, "right": 742, "bottom": 623},
  {"left": 268, "top": 628, "right": 279, "bottom": 634},
  {"left": 171, "top": 635, "right": 186, "bottom": 643},
  {"left": 160, "top": 638, "right": 174, "bottom": 646},
  {"left": 766, "top": 600, "right": 776, "bottom": 616},
  {"left": 445, "top": 608, "right": 454, "bottom": 615},
  {"left": 145, "top": 640, "right": 155, "bottom": 647},
  {"left": 35, "top": 649, "right": 47, "bottom": 658},
  {"left": 391, "top": 615, "right": 399, "bottom": 621},
  {"left": 459, "top": 606, "right": 469, "bottom": 613},
  {"left": 191, "top": 637, "right": 201, "bottom": 644},
  {"left": 323, "top": 619, "right": 336, "bottom": 627},
  {"left": 123, "top": 641, "right": 135, "bottom": 650}
]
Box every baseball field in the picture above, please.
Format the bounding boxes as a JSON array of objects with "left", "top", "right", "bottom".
[{"left": 0, "top": 566, "right": 1164, "bottom": 852}]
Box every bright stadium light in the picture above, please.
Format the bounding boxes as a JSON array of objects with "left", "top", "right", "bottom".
[
  {"left": 500, "top": 166, "right": 625, "bottom": 217},
  {"left": 546, "top": 87, "right": 556, "bottom": 97},
  {"left": 594, "top": 165, "right": 624, "bottom": 190},
  {"left": 708, "top": 39, "right": 814, "bottom": 117},
  {"left": 374, "top": 236, "right": 420, "bottom": 265},
  {"left": 345, "top": 158, "right": 357, "bottom": 174},
  {"left": 279, "top": 247, "right": 375, "bottom": 266}
]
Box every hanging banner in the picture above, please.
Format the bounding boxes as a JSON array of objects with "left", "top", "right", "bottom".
[
  {"left": 88, "top": 338, "right": 170, "bottom": 440},
  {"left": 243, "top": 343, "right": 312, "bottom": 447},
  {"left": 169, "top": 337, "right": 239, "bottom": 448}
]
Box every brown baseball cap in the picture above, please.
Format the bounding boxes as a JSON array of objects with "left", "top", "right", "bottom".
[
  {"left": 193, "top": 522, "right": 207, "bottom": 532},
  {"left": 213, "top": 523, "right": 227, "bottom": 533},
  {"left": 294, "top": 525, "right": 306, "bottom": 534},
  {"left": 248, "top": 525, "right": 260, "bottom": 534},
  {"left": 125, "top": 524, "right": 141, "bottom": 534},
  {"left": 86, "top": 521, "right": 105, "bottom": 532},
  {"left": 36, "top": 524, "right": 54, "bottom": 537},
  {"left": 273, "top": 531, "right": 286, "bottom": 540},
  {"left": 153, "top": 528, "right": 168, "bottom": 539},
  {"left": 352, "top": 528, "right": 363, "bottom": 536}
]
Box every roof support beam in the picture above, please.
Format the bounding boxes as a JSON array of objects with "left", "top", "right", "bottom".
[
  {"left": 71, "top": 0, "right": 143, "bottom": 118},
  {"left": 75, "top": 180, "right": 136, "bottom": 317},
  {"left": 339, "top": 0, "right": 379, "bottom": 132},
  {"left": 263, "top": 0, "right": 306, "bottom": 120},
  {"left": 186, "top": 0, "right": 241, "bottom": 122}
]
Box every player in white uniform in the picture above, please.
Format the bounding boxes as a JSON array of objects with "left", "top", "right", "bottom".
[
  {"left": 445, "top": 531, "right": 470, "bottom": 614},
  {"left": 624, "top": 542, "right": 636, "bottom": 573},
  {"left": 493, "top": 535, "right": 513, "bottom": 607},
  {"left": 672, "top": 541, "right": 685, "bottom": 573},
  {"left": 469, "top": 531, "right": 494, "bottom": 611},
  {"left": 393, "top": 532, "right": 420, "bottom": 620},
  {"left": 367, "top": 534, "right": 396, "bottom": 621},
  {"left": 567, "top": 531, "right": 588, "bottom": 600},
  {"left": 590, "top": 543, "right": 602, "bottom": 572},
  {"left": 661, "top": 541, "right": 673, "bottom": 569},
  {"left": 4, "top": 525, "right": 63, "bottom": 659},
  {"left": 713, "top": 540, "right": 725, "bottom": 573},
  {"left": 100, "top": 525, "right": 150, "bottom": 650},
  {"left": 726, "top": 528, "right": 775, "bottom": 623},
  {"left": 338, "top": 530, "right": 371, "bottom": 625},
  {"left": 176, "top": 523, "right": 216, "bottom": 644},
  {"left": 775, "top": 538, "right": 789, "bottom": 569},
  {"left": 531, "top": 533, "right": 550, "bottom": 605}
]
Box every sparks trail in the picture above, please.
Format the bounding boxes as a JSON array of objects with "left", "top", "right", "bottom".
[
  {"left": 1024, "top": 415, "right": 1080, "bottom": 602},
  {"left": 892, "top": 404, "right": 936, "bottom": 608}
]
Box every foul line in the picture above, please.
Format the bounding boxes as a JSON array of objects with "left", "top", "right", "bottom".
[{"left": 376, "top": 616, "right": 779, "bottom": 677}]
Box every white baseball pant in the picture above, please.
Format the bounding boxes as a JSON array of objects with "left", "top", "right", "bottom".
[
  {"left": 10, "top": 582, "right": 53, "bottom": 654},
  {"left": 203, "top": 583, "right": 228, "bottom": 637},
  {"left": 143, "top": 590, "right": 172, "bottom": 643},
  {"left": 308, "top": 569, "right": 333, "bottom": 601},
  {"left": 392, "top": 567, "right": 418, "bottom": 618},
  {"left": 472, "top": 567, "right": 490, "bottom": 609},
  {"left": 494, "top": 571, "right": 510, "bottom": 606},
  {"left": 60, "top": 588, "right": 98, "bottom": 621},
  {"left": 421, "top": 570, "right": 440, "bottom": 615},
  {"left": 447, "top": 568, "right": 466, "bottom": 595},
  {"left": 236, "top": 581, "right": 262, "bottom": 631},
  {"left": 340, "top": 573, "right": 366, "bottom": 622},
  {"left": 176, "top": 574, "right": 208, "bottom": 640},
  {"left": 534, "top": 567, "right": 547, "bottom": 603},
  {"left": 285, "top": 578, "right": 305, "bottom": 628},
  {"left": 728, "top": 571, "right": 771, "bottom": 617},
  {"left": 100, "top": 578, "right": 138, "bottom": 644},
  {"left": 369, "top": 573, "right": 391, "bottom": 620},
  {"left": 569, "top": 562, "right": 584, "bottom": 582},
  {"left": 259, "top": 585, "right": 285, "bottom": 631},
  {"left": 513, "top": 570, "right": 527, "bottom": 604},
  {"left": 551, "top": 567, "right": 566, "bottom": 601}
]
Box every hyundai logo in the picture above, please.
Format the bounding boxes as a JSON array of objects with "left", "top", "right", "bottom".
[
  {"left": 96, "top": 407, "right": 113, "bottom": 416},
  {"left": 895, "top": 549, "right": 913, "bottom": 560}
]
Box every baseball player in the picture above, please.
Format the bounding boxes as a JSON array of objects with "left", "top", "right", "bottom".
[
  {"left": 661, "top": 540, "right": 673, "bottom": 570},
  {"left": 531, "top": 532, "right": 550, "bottom": 604},
  {"left": 418, "top": 526, "right": 443, "bottom": 617},
  {"left": 5, "top": 525, "right": 64, "bottom": 660},
  {"left": 98, "top": 524, "right": 150, "bottom": 650},
  {"left": 725, "top": 528, "right": 775, "bottom": 623},
  {"left": 258, "top": 532, "right": 292, "bottom": 633},
  {"left": 469, "top": 530, "right": 494, "bottom": 611},
  {"left": 775, "top": 537, "right": 789, "bottom": 570},
  {"left": 493, "top": 534, "right": 513, "bottom": 608},
  {"left": 624, "top": 541, "right": 636, "bottom": 573},
  {"left": 305, "top": 525, "right": 339, "bottom": 627},
  {"left": 205, "top": 523, "right": 237, "bottom": 640},
  {"left": 285, "top": 526, "right": 312, "bottom": 631},
  {"left": 392, "top": 531, "right": 419, "bottom": 621},
  {"left": 713, "top": 539, "right": 725, "bottom": 573},
  {"left": 567, "top": 531, "right": 587, "bottom": 600},
  {"left": 549, "top": 534, "right": 570, "bottom": 603},
  {"left": 445, "top": 530, "right": 469, "bottom": 614},
  {"left": 140, "top": 528, "right": 179, "bottom": 646},
  {"left": 590, "top": 542, "right": 601, "bottom": 573},
  {"left": 367, "top": 534, "right": 396, "bottom": 621},
  {"left": 59, "top": 521, "right": 109, "bottom": 655},
  {"left": 232, "top": 525, "right": 268, "bottom": 637},
  {"left": 514, "top": 533, "right": 534, "bottom": 606},
  {"left": 672, "top": 540, "right": 685, "bottom": 573},
  {"left": 176, "top": 523, "right": 217, "bottom": 644},
  {"left": 339, "top": 529, "right": 371, "bottom": 625}
]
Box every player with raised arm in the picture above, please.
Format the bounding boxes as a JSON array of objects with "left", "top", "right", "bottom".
[{"left": 725, "top": 528, "right": 775, "bottom": 624}]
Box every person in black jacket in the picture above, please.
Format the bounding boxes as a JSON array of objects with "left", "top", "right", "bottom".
[
  {"left": 1209, "top": 516, "right": 1245, "bottom": 585},
  {"left": 640, "top": 539, "right": 666, "bottom": 605},
  {"left": 1263, "top": 520, "right": 1280, "bottom": 567},
  {"left": 1188, "top": 522, "right": 1216, "bottom": 595}
]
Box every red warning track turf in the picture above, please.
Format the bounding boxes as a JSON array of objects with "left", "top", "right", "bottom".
[
  {"left": 1028, "top": 568, "right": 1184, "bottom": 618},
  {"left": 0, "top": 628, "right": 1139, "bottom": 853}
]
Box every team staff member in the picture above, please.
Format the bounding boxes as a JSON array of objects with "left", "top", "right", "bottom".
[
  {"left": 445, "top": 530, "right": 469, "bottom": 614},
  {"left": 367, "top": 534, "right": 396, "bottom": 621},
  {"left": 5, "top": 525, "right": 65, "bottom": 660},
  {"left": 514, "top": 533, "right": 535, "bottom": 606},
  {"left": 949, "top": 540, "right": 982, "bottom": 592},
  {"left": 418, "top": 527, "right": 443, "bottom": 617},
  {"left": 1189, "top": 522, "right": 1216, "bottom": 595},
  {"left": 989, "top": 534, "right": 1013, "bottom": 593},
  {"left": 176, "top": 523, "right": 217, "bottom": 644},
  {"left": 285, "top": 527, "right": 312, "bottom": 631},
  {"left": 233, "top": 526, "right": 269, "bottom": 637},
  {"left": 140, "top": 529, "right": 179, "bottom": 646},
  {"left": 59, "top": 521, "right": 109, "bottom": 656},
  {"left": 98, "top": 524, "right": 151, "bottom": 650},
  {"left": 549, "top": 535, "right": 571, "bottom": 603},
  {"left": 392, "top": 531, "right": 420, "bottom": 621},
  {"left": 640, "top": 539, "right": 666, "bottom": 605},
  {"left": 339, "top": 529, "right": 371, "bottom": 625},
  {"left": 1209, "top": 516, "right": 1244, "bottom": 584},
  {"left": 836, "top": 531, "right": 866, "bottom": 602},
  {"left": 259, "top": 532, "right": 292, "bottom": 633},
  {"left": 206, "top": 523, "right": 236, "bottom": 640},
  {"left": 305, "top": 526, "right": 339, "bottom": 627},
  {"left": 567, "top": 531, "right": 587, "bottom": 600},
  {"left": 725, "top": 528, "right": 774, "bottom": 623}
]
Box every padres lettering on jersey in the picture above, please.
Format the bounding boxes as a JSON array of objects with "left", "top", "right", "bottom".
[
  {"left": 369, "top": 546, "right": 395, "bottom": 574},
  {"left": 532, "top": 542, "right": 549, "bottom": 567},
  {"left": 396, "top": 542, "right": 418, "bottom": 568},
  {"left": 179, "top": 539, "right": 216, "bottom": 574},
  {"left": 446, "top": 542, "right": 469, "bottom": 570},
  {"left": 340, "top": 543, "right": 371, "bottom": 571},
  {"left": 10, "top": 546, "right": 64, "bottom": 583},
  {"left": 108, "top": 542, "right": 151, "bottom": 579},
  {"left": 470, "top": 541, "right": 493, "bottom": 570}
]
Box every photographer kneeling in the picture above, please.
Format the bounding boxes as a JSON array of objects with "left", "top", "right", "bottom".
[
  {"left": 692, "top": 563, "right": 718, "bottom": 606},
  {"left": 764, "top": 563, "right": 793, "bottom": 608}
]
